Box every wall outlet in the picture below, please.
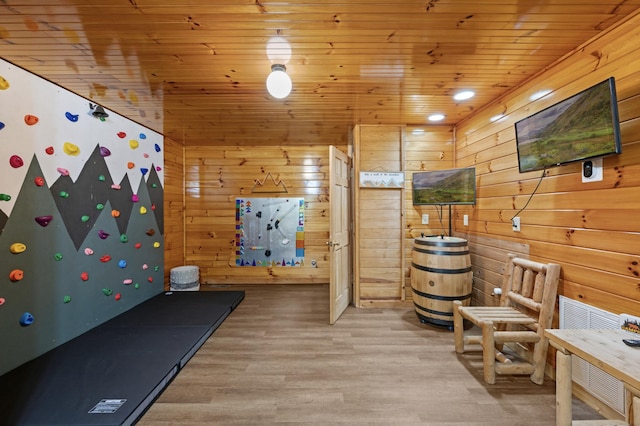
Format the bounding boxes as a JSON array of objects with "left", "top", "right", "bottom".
[
  {"left": 422, "top": 214, "right": 429, "bottom": 225},
  {"left": 463, "top": 215, "right": 469, "bottom": 226},
  {"left": 512, "top": 217, "right": 521, "bottom": 232}
]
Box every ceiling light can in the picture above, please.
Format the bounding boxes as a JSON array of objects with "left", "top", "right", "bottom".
[{"left": 453, "top": 90, "right": 475, "bottom": 101}]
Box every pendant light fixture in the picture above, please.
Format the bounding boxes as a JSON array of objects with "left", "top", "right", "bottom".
[{"left": 266, "top": 64, "right": 292, "bottom": 99}]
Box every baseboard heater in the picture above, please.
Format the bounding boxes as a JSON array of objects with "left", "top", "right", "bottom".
[{"left": 558, "top": 296, "right": 625, "bottom": 415}]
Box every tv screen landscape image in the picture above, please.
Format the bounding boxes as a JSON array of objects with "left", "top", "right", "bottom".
[
  {"left": 412, "top": 167, "right": 476, "bottom": 206},
  {"left": 515, "top": 77, "right": 622, "bottom": 173}
]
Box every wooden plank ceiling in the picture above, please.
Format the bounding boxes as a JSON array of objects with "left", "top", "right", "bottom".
[{"left": 1, "top": 1, "right": 639, "bottom": 146}]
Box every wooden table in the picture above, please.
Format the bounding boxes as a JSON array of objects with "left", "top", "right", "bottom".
[{"left": 544, "top": 329, "right": 640, "bottom": 426}]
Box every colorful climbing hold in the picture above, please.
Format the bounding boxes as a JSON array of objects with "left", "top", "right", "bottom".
[
  {"left": 102, "top": 288, "right": 113, "bottom": 296},
  {"left": 57, "top": 167, "right": 70, "bottom": 176},
  {"left": 59, "top": 191, "right": 69, "bottom": 198},
  {"left": 146, "top": 229, "right": 155, "bottom": 236},
  {"left": 65, "top": 112, "right": 79, "bottom": 122},
  {"left": 142, "top": 264, "right": 148, "bottom": 270},
  {"left": 140, "top": 168, "right": 148, "bottom": 176},
  {"left": 154, "top": 143, "right": 161, "bottom": 152},
  {"left": 10, "top": 243, "right": 26, "bottom": 254},
  {"left": 111, "top": 184, "right": 121, "bottom": 190},
  {"left": 99, "top": 255, "right": 111, "bottom": 263},
  {"left": 0, "top": 298, "right": 5, "bottom": 306},
  {"left": 154, "top": 265, "right": 160, "bottom": 272},
  {"left": 45, "top": 146, "right": 54, "bottom": 155},
  {"left": 96, "top": 203, "right": 104, "bottom": 210},
  {"left": 34, "top": 176, "right": 45, "bottom": 186},
  {"left": 9, "top": 155, "right": 23, "bottom": 168},
  {"left": 134, "top": 283, "right": 140, "bottom": 289},
  {"left": 80, "top": 272, "right": 89, "bottom": 281},
  {"left": 151, "top": 204, "right": 156, "bottom": 211},
  {"left": 0, "top": 75, "right": 9, "bottom": 90},
  {"left": 20, "top": 312, "right": 34, "bottom": 326},
  {"left": 117, "top": 131, "right": 126, "bottom": 138},
  {"left": 81, "top": 215, "right": 90, "bottom": 222},
  {"left": 129, "top": 139, "right": 139, "bottom": 149},
  {"left": 115, "top": 293, "right": 122, "bottom": 301},
  {"left": 98, "top": 230, "right": 109, "bottom": 239},
  {"left": 98, "top": 175, "right": 106, "bottom": 181},
  {"left": 54, "top": 253, "right": 63, "bottom": 261},
  {"left": 139, "top": 133, "right": 146, "bottom": 139},
  {"left": 134, "top": 243, "right": 142, "bottom": 249},
  {"left": 143, "top": 153, "right": 149, "bottom": 158},
  {"left": 139, "top": 206, "right": 147, "bottom": 214},
  {"left": 147, "top": 276, "right": 153, "bottom": 283},
  {"left": 63, "top": 296, "right": 71, "bottom": 303},
  {"left": 151, "top": 183, "right": 157, "bottom": 188},
  {"left": 35, "top": 215, "right": 53, "bottom": 226},
  {"left": 118, "top": 260, "right": 127, "bottom": 268},
  {"left": 111, "top": 210, "right": 120, "bottom": 218},
  {"left": 119, "top": 234, "right": 128, "bottom": 243},
  {"left": 0, "top": 122, "right": 4, "bottom": 131},
  {"left": 156, "top": 166, "right": 162, "bottom": 171},
  {"left": 127, "top": 162, "right": 135, "bottom": 169},
  {"left": 24, "top": 115, "right": 38, "bottom": 126},
  {"left": 9, "top": 269, "right": 24, "bottom": 282},
  {"left": 99, "top": 146, "right": 111, "bottom": 157},
  {"left": 63, "top": 142, "right": 80, "bottom": 156},
  {"left": 131, "top": 194, "right": 139, "bottom": 202},
  {"left": 0, "top": 194, "right": 11, "bottom": 201},
  {"left": 84, "top": 248, "right": 94, "bottom": 255},
  {"left": 153, "top": 242, "right": 160, "bottom": 248},
  {"left": 123, "top": 279, "right": 133, "bottom": 285}
]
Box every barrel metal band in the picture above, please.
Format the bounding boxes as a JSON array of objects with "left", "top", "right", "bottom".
[
  {"left": 411, "top": 287, "right": 472, "bottom": 301},
  {"left": 411, "top": 262, "right": 472, "bottom": 274},
  {"left": 413, "top": 302, "right": 453, "bottom": 318},
  {"left": 415, "top": 239, "right": 468, "bottom": 248},
  {"left": 413, "top": 247, "right": 469, "bottom": 256}
]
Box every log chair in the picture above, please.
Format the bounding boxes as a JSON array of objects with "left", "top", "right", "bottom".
[{"left": 453, "top": 253, "right": 561, "bottom": 385}]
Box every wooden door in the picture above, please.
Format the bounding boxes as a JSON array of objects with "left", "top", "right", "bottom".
[{"left": 329, "top": 146, "right": 351, "bottom": 324}]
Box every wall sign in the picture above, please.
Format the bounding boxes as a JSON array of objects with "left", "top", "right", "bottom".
[{"left": 359, "top": 172, "right": 404, "bottom": 188}]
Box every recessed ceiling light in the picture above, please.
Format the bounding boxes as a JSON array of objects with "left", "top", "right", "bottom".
[
  {"left": 428, "top": 114, "right": 445, "bottom": 122},
  {"left": 453, "top": 90, "right": 475, "bottom": 101},
  {"left": 490, "top": 114, "right": 506, "bottom": 122},
  {"left": 529, "top": 90, "right": 551, "bottom": 101}
]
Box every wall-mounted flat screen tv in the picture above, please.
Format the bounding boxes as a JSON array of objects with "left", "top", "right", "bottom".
[
  {"left": 412, "top": 167, "right": 476, "bottom": 205},
  {"left": 515, "top": 77, "right": 622, "bottom": 173}
]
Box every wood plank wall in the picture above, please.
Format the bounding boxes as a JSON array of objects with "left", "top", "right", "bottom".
[
  {"left": 163, "top": 136, "right": 185, "bottom": 288},
  {"left": 353, "top": 124, "right": 457, "bottom": 306},
  {"left": 354, "top": 126, "right": 404, "bottom": 306},
  {"left": 454, "top": 12, "right": 640, "bottom": 318},
  {"left": 403, "top": 126, "right": 456, "bottom": 303},
  {"left": 183, "top": 145, "right": 345, "bottom": 284}
]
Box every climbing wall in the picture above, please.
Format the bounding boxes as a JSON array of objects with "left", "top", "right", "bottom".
[{"left": 0, "top": 59, "right": 164, "bottom": 375}]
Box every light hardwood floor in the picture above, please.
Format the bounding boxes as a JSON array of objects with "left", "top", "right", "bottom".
[{"left": 138, "top": 284, "right": 602, "bottom": 425}]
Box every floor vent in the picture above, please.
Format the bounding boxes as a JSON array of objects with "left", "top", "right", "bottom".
[{"left": 558, "top": 296, "right": 625, "bottom": 415}]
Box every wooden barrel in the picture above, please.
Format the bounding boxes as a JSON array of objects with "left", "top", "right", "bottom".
[{"left": 411, "top": 236, "right": 473, "bottom": 329}]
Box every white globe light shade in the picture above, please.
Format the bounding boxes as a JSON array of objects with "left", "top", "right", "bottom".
[{"left": 266, "top": 66, "right": 292, "bottom": 99}]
